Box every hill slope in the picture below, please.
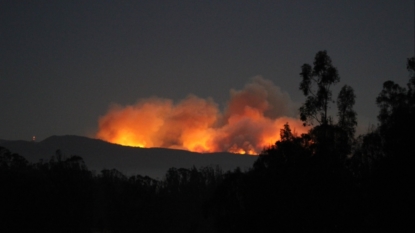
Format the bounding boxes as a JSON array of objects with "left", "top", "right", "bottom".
[{"left": 0, "top": 135, "right": 256, "bottom": 178}]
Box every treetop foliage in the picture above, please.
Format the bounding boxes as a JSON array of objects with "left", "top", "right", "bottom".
[{"left": 299, "top": 50, "right": 340, "bottom": 126}]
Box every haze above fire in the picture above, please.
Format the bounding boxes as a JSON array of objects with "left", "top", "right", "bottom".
[{"left": 96, "top": 77, "right": 308, "bottom": 154}]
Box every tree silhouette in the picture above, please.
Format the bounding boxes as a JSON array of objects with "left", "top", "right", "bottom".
[
  {"left": 299, "top": 51, "right": 358, "bottom": 165},
  {"left": 254, "top": 123, "right": 312, "bottom": 171},
  {"left": 375, "top": 57, "right": 415, "bottom": 158},
  {"left": 337, "top": 85, "right": 357, "bottom": 140},
  {"left": 0, "top": 146, "right": 29, "bottom": 169},
  {"left": 299, "top": 50, "right": 340, "bottom": 126},
  {"left": 349, "top": 57, "right": 415, "bottom": 232}
]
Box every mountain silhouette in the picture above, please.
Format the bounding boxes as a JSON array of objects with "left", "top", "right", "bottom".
[{"left": 0, "top": 135, "right": 256, "bottom": 178}]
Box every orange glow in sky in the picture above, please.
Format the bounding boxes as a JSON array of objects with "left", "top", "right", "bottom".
[{"left": 96, "top": 77, "right": 309, "bottom": 155}]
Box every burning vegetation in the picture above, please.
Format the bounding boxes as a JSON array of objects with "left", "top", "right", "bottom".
[{"left": 96, "top": 77, "right": 308, "bottom": 154}]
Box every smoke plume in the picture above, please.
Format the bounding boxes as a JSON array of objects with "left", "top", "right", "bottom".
[{"left": 96, "top": 77, "right": 308, "bottom": 154}]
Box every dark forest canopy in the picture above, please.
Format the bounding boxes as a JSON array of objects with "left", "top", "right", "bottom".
[{"left": 1, "top": 53, "right": 414, "bottom": 232}]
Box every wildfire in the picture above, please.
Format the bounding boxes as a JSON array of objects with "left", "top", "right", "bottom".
[{"left": 96, "top": 77, "right": 309, "bottom": 155}]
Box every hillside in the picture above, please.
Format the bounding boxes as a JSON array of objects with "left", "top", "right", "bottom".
[{"left": 0, "top": 135, "right": 256, "bottom": 178}]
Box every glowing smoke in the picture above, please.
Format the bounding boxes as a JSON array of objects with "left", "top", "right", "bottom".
[{"left": 96, "top": 77, "right": 308, "bottom": 154}]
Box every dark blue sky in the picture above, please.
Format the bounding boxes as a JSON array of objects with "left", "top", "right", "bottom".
[{"left": 1, "top": 0, "right": 414, "bottom": 141}]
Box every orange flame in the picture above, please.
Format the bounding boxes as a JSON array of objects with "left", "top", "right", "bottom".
[{"left": 96, "top": 77, "right": 309, "bottom": 155}]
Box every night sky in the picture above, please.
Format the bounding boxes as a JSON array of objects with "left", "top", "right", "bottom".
[{"left": 1, "top": 0, "right": 413, "bottom": 142}]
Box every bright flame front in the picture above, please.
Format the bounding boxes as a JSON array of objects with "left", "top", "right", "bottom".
[{"left": 96, "top": 77, "right": 309, "bottom": 155}]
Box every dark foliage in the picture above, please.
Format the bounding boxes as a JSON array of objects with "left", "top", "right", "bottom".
[
  {"left": 0, "top": 147, "right": 222, "bottom": 232},
  {"left": 208, "top": 124, "right": 362, "bottom": 233},
  {"left": 299, "top": 50, "right": 340, "bottom": 126}
]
